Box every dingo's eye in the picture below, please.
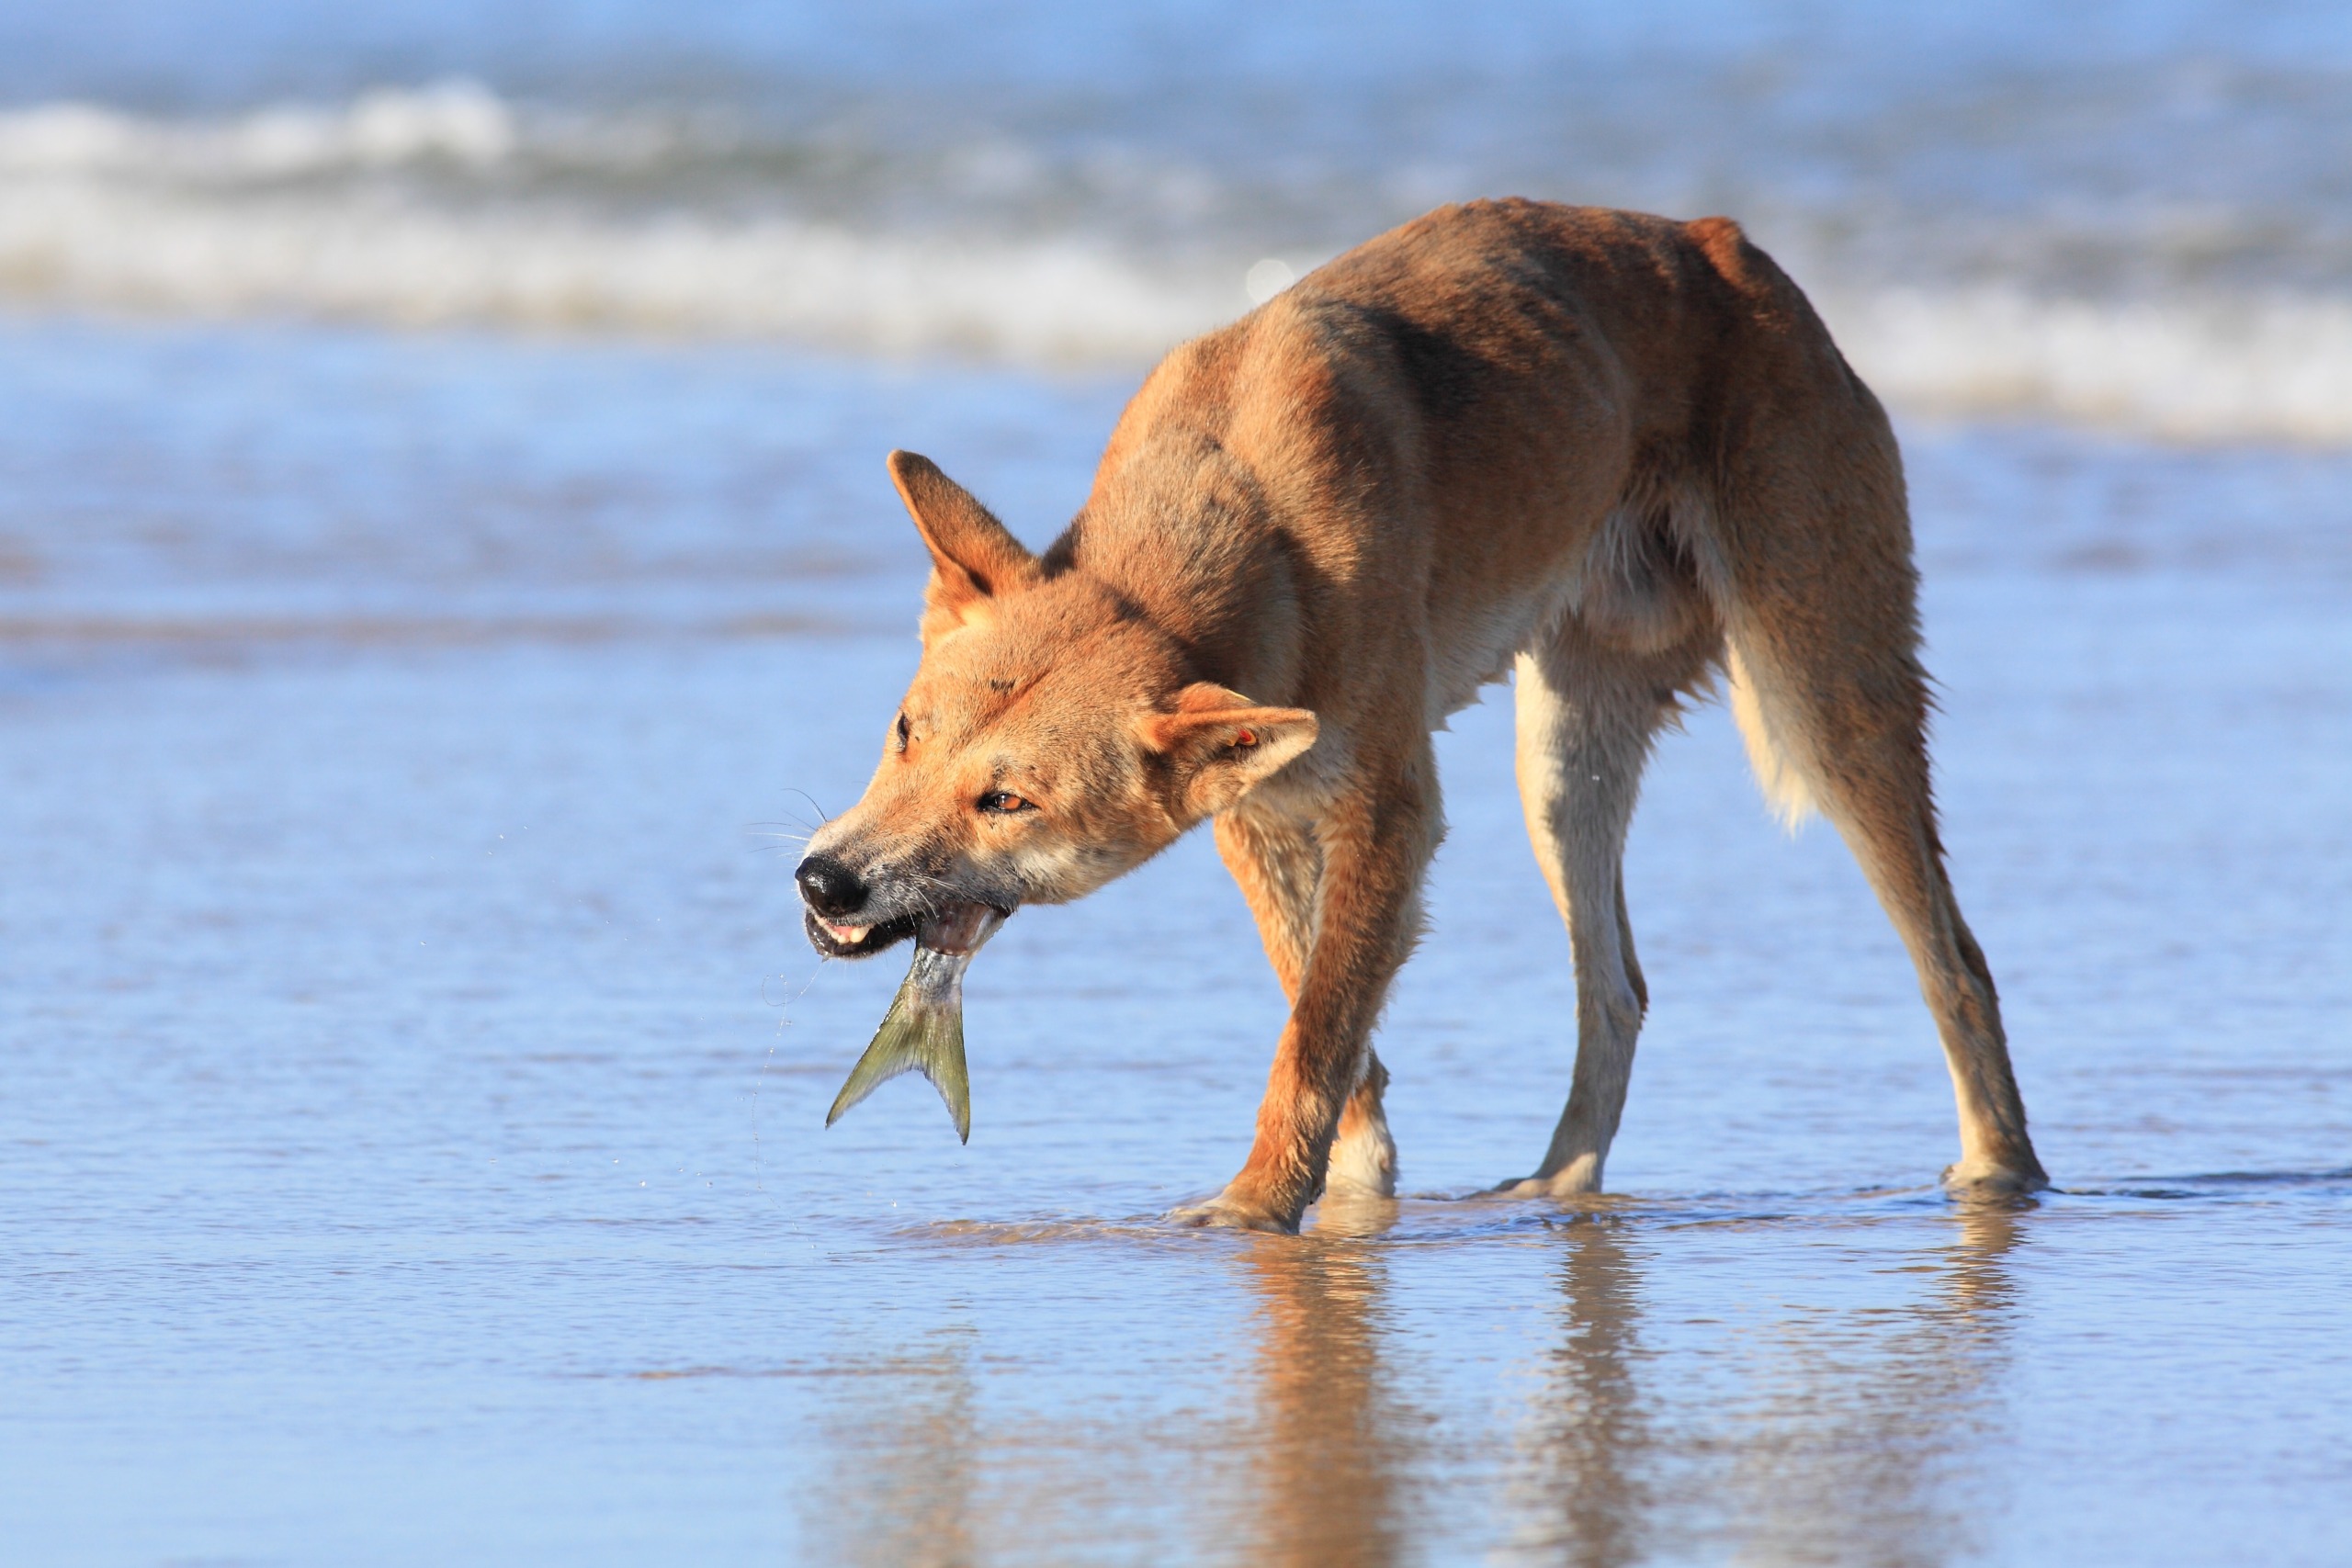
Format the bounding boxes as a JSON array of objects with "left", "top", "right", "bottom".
[
  {"left": 894, "top": 713, "right": 911, "bottom": 750},
  {"left": 978, "top": 791, "right": 1035, "bottom": 815}
]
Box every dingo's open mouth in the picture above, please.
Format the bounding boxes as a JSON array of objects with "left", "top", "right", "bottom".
[
  {"left": 805, "top": 901, "right": 1012, "bottom": 960},
  {"left": 804, "top": 909, "right": 920, "bottom": 959}
]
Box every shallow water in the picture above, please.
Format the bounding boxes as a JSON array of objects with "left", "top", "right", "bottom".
[{"left": 2, "top": 318, "right": 2348, "bottom": 1563}]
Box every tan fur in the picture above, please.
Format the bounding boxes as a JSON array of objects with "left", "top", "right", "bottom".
[{"left": 801, "top": 200, "right": 2048, "bottom": 1232}]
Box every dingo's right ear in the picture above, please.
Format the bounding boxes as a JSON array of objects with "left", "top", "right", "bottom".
[
  {"left": 888, "top": 451, "right": 1039, "bottom": 635},
  {"left": 1139, "top": 684, "right": 1319, "bottom": 819}
]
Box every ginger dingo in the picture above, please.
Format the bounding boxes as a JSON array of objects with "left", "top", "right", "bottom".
[{"left": 797, "top": 200, "right": 2047, "bottom": 1232}]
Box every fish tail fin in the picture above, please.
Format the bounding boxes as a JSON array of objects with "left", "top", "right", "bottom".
[{"left": 825, "top": 989, "right": 972, "bottom": 1144}]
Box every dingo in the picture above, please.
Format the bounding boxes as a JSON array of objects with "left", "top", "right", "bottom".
[{"left": 797, "top": 200, "right": 2047, "bottom": 1231}]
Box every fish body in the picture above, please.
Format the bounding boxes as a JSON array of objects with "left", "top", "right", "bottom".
[{"left": 824, "top": 905, "right": 1005, "bottom": 1143}]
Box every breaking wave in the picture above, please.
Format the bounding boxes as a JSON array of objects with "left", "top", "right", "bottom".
[
  {"left": 0, "top": 82, "right": 529, "bottom": 175},
  {"left": 0, "top": 87, "right": 1232, "bottom": 360},
  {"left": 1823, "top": 289, "right": 2352, "bottom": 446},
  {"left": 0, "top": 179, "right": 1228, "bottom": 360},
  {"left": 5, "top": 87, "right": 2351, "bottom": 442}
]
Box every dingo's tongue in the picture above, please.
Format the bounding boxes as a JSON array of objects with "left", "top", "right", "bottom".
[{"left": 919, "top": 903, "right": 1005, "bottom": 956}]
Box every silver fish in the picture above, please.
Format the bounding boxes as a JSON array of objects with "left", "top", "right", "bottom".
[{"left": 824, "top": 904, "right": 1006, "bottom": 1144}]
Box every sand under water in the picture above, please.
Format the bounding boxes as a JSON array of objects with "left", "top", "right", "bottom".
[{"left": 1, "top": 316, "right": 2347, "bottom": 1563}]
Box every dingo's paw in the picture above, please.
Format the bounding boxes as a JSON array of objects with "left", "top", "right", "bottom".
[
  {"left": 1490, "top": 1155, "right": 1603, "bottom": 1201},
  {"left": 1168, "top": 1191, "right": 1299, "bottom": 1234},
  {"left": 1326, "top": 1125, "right": 1398, "bottom": 1199},
  {"left": 1939, "top": 1158, "right": 2049, "bottom": 1202}
]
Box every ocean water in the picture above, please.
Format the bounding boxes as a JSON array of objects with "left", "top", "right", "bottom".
[
  {"left": 7, "top": 0, "right": 2352, "bottom": 435},
  {"left": 4, "top": 5, "right": 2351, "bottom": 1565}
]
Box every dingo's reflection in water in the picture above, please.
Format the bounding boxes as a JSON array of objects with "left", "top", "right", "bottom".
[
  {"left": 1232, "top": 1194, "right": 1418, "bottom": 1567},
  {"left": 1507, "top": 1213, "right": 1653, "bottom": 1566},
  {"left": 1712, "top": 1209, "right": 2023, "bottom": 1567},
  {"left": 808, "top": 1202, "right": 2028, "bottom": 1566},
  {"left": 1502, "top": 1206, "right": 2024, "bottom": 1566}
]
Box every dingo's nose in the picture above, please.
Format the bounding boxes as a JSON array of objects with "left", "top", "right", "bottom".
[{"left": 796, "top": 854, "right": 867, "bottom": 919}]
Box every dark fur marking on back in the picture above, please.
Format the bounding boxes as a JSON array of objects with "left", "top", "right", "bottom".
[{"left": 1303, "top": 298, "right": 1490, "bottom": 423}]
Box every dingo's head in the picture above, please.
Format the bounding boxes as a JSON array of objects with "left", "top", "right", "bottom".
[{"left": 796, "top": 452, "right": 1317, "bottom": 959}]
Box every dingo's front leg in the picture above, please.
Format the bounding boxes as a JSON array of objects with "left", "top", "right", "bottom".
[
  {"left": 1215, "top": 806, "right": 1398, "bottom": 1201},
  {"left": 1175, "top": 761, "right": 1435, "bottom": 1233}
]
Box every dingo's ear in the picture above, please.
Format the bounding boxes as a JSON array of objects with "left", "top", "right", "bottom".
[
  {"left": 888, "top": 451, "right": 1038, "bottom": 632},
  {"left": 1139, "top": 683, "right": 1318, "bottom": 818}
]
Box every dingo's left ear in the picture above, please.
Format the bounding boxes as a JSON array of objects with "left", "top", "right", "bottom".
[
  {"left": 1140, "top": 684, "right": 1318, "bottom": 818},
  {"left": 888, "top": 450, "right": 1039, "bottom": 634}
]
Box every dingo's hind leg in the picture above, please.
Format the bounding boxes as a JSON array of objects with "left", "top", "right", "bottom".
[
  {"left": 1720, "top": 434, "right": 2047, "bottom": 1197},
  {"left": 1498, "top": 615, "right": 1713, "bottom": 1198}
]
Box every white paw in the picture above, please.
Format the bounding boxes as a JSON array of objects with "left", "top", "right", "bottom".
[
  {"left": 1326, "top": 1127, "right": 1398, "bottom": 1199},
  {"left": 1490, "top": 1157, "right": 1603, "bottom": 1201},
  {"left": 1167, "top": 1194, "right": 1298, "bottom": 1234},
  {"left": 1939, "top": 1158, "right": 2049, "bottom": 1201}
]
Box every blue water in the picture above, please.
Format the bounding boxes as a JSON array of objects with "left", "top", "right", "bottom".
[
  {"left": 6, "top": 1, "right": 2352, "bottom": 431},
  {"left": 5, "top": 4, "right": 2352, "bottom": 1562},
  {"left": 3, "top": 317, "right": 2349, "bottom": 1563}
]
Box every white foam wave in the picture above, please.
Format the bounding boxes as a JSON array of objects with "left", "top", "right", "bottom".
[
  {"left": 1826, "top": 288, "right": 2352, "bottom": 445},
  {"left": 5, "top": 92, "right": 2351, "bottom": 440},
  {"left": 0, "top": 182, "right": 1232, "bottom": 361},
  {"left": 0, "top": 84, "right": 524, "bottom": 177}
]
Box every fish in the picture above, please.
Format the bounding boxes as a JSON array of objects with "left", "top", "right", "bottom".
[{"left": 824, "top": 903, "right": 1007, "bottom": 1144}]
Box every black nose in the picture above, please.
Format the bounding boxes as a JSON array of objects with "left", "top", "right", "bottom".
[{"left": 796, "top": 854, "right": 867, "bottom": 919}]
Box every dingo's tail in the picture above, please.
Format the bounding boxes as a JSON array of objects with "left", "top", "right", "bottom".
[{"left": 1726, "top": 643, "right": 1819, "bottom": 830}]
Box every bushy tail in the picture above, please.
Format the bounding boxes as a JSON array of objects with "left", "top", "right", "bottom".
[{"left": 1726, "top": 643, "right": 1819, "bottom": 830}]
